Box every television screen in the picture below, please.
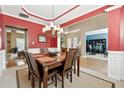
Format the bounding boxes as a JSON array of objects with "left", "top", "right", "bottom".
[
  {"left": 86, "top": 39, "right": 106, "bottom": 54},
  {"left": 85, "top": 29, "right": 108, "bottom": 55}
]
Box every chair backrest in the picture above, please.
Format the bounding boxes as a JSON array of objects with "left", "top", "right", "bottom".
[
  {"left": 61, "top": 48, "right": 67, "bottom": 53},
  {"left": 12, "top": 47, "right": 18, "bottom": 53},
  {"left": 63, "top": 50, "right": 76, "bottom": 71},
  {"left": 18, "top": 51, "right": 25, "bottom": 58},
  {"left": 23, "top": 51, "right": 33, "bottom": 72},
  {"left": 27, "top": 52, "right": 41, "bottom": 78},
  {"left": 69, "top": 48, "right": 78, "bottom": 66},
  {"left": 40, "top": 48, "right": 48, "bottom": 53},
  {"left": 69, "top": 48, "right": 77, "bottom": 51}
]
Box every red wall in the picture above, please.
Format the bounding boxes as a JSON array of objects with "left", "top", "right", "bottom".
[
  {"left": 120, "top": 6, "right": 124, "bottom": 51},
  {"left": 0, "top": 14, "right": 2, "bottom": 26},
  {"left": 108, "top": 7, "right": 124, "bottom": 51},
  {"left": 1, "top": 14, "right": 57, "bottom": 49},
  {"left": 108, "top": 8, "right": 121, "bottom": 51}
]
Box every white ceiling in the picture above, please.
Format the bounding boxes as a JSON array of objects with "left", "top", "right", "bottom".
[{"left": 1, "top": 5, "right": 104, "bottom": 25}]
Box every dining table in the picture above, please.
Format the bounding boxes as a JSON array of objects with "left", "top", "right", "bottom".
[{"left": 34, "top": 52, "right": 80, "bottom": 88}]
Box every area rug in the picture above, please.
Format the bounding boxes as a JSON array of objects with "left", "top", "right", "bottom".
[{"left": 16, "top": 68, "right": 114, "bottom": 88}]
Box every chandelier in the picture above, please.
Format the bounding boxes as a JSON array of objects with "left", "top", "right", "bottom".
[
  {"left": 42, "top": 6, "right": 63, "bottom": 37},
  {"left": 42, "top": 21, "right": 63, "bottom": 36}
]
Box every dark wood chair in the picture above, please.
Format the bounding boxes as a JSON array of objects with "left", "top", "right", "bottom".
[
  {"left": 26, "top": 52, "right": 58, "bottom": 88},
  {"left": 69, "top": 48, "right": 78, "bottom": 74},
  {"left": 61, "top": 48, "right": 67, "bottom": 53},
  {"left": 40, "top": 48, "right": 49, "bottom": 55},
  {"left": 23, "top": 51, "right": 32, "bottom": 80},
  {"left": 57, "top": 50, "right": 76, "bottom": 88}
]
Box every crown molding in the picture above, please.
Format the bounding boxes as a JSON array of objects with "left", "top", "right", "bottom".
[
  {"left": 21, "top": 5, "right": 80, "bottom": 22},
  {"left": 104, "top": 5, "right": 122, "bottom": 12}
]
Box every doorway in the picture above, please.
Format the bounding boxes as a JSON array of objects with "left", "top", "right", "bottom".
[
  {"left": 67, "top": 37, "right": 78, "bottom": 49},
  {"left": 5, "top": 26, "right": 27, "bottom": 68},
  {"left": 67, "top": 38, "right": 72, "bottom": 49}
]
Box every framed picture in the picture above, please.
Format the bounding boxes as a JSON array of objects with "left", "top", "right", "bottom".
[{"left": 38, "top": 35, "right": 46, "bottom": 43}]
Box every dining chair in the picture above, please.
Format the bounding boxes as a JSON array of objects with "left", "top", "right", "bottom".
[
  {"left": 69, "top": 48, "right": 78, "bottom": 74},
  {"left": 40, "top": 48, "right": 49, "bottom": 55},
  {"left": 26, "top": 52, "right": 58, "bottom": 88},
  {"left": 61, "top": 48, "right": 67, "bottom": 53},
  {"left": 23, "top": 51, "right": 32, "bottom": 80},
  {"left": 57, "top": 50, "right": 76, "bottom": 88}
]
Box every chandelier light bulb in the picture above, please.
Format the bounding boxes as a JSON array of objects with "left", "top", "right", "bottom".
[
  {"left": 45, "top": 25, "right": 48, "bottom": 31},
  {"left": 48, "top": 26, "right": 50, "bottom": 31},
  {"left": 58, "top": 31, "right": 61, "bottom": 35},
  {"left": 50, "top": 21, "right": 54, "bottom": 28},
  {"left": 60, "top": 28, "right": 64, "bottom": 33},
  {"left": 42, "top": 27, "right": 45, "bottom": 33},
  {"left": 57, "top": 25, "right": 60, "bottom": 30},
  {"left": 54, "top": 25, "right": 57, "bottom": 31}
]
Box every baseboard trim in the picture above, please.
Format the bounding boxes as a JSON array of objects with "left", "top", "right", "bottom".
[
  {"left": 108, "top": 73, "right": 121, "bottom": 81},
  {"left": 78, "top": 67, "right": 115, "bottom": 88},
  {"left": 81, "top": 55, "right": 108, "bottom": 61}
]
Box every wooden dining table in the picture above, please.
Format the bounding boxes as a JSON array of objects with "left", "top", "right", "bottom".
[{"left": 34, "top": 52, "right": 80, "bottom": 88}]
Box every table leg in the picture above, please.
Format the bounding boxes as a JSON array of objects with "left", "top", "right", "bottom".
[
  {"left": 77, "top": 57, "right": 80, "bottom": 77},
  {"left": 43, "top": 67, "right": 48, "bottom": 88}
]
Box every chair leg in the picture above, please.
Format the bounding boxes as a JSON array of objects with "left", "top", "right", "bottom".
[
  {"left": 55, "top": 75, "right": 57, "bottom": 87},
  {"left": 52, "top": 76, "right": 54, "bottom": 81},
  {"left": 28, "top": 70, "right": 30, "bottom": 80},
  {"left": 66, "top": 73, "right": 69, "bottom": 79},
  {"left": 74, "top": 62, "right": 76, "bottom": 74},
  {"left": 62, "top": 74, "right": 64, "bottom": 88},
  {"left": 38, "top": 80, "right": 41, "bottom": 88},
  {"left": 70, "top": 71, "right": 72, "bottom": 83},
  {"left": 31, "top": 76, "right": 35, "bottom": 88}
]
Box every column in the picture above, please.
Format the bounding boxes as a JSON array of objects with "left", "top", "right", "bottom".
[
  {"left": 108, "top": 6, "right": 124, "bottom": 80},
  {"left": 57, "top": 33, "right": 61, "bottom": 52},
  {"left": 0, "top": 11, "right": 2, "bottom": 76},
  {"left": 0, "top": 51, "right": 2, "bottom": 76}
]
